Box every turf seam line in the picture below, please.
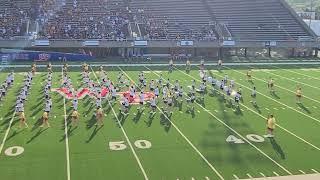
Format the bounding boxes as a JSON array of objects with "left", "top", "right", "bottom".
[
  {"left": 90, "top": 66, "right": 149, "bottom": 180},
  {"left": 120, "top": 66, "right": 225, "bottom": 180},
  {"left": 61, "top": 68, "right": 71, "bottom": 180},
  {"left": 206, "top": 69, "right": 320, "bottom": 151},
  {"left": 174, "top": 67, "right": 292, "bottom": 175},
  {"left": 224, "top": 67, "right": 320, "bottom": 125}
]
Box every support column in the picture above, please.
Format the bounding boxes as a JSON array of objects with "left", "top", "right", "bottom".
[
  {"left": 268, "top": 47, "right": 271, "bottom": 57},
  {"left": 291, "top": 48, "right": 295, "bottom": 57},
  {"left": 314, "top": 48, "right": 318, "bottom": 58},
  {"left": 218, "top": 47, "right": 223, "bottom": 60},
  {"left": 244, "top": 48, "right": 247, "bottom": 57}
]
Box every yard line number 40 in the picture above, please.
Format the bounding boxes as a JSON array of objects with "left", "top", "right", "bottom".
[{"left": 226, "top": 134, "right": 265, "bottom": 144}]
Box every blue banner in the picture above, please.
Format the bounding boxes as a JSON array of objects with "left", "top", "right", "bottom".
[{"left": 0, "top": 50, "right": 94, "bottom": 62}]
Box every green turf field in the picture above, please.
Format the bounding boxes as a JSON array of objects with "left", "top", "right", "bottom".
[{"left": 0, "top": 63, "right": 320, "bottom": 180}]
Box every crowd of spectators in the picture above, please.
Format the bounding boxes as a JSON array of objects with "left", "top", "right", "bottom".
[
  {"left": 0, "top": 0, "right": 30, "bottom": 39},
  {"left": 38, "top": 0, "right": 129, "bottom": 40},
  {"left": 0, "top": 0, "right": 219, "bottom": 41}
]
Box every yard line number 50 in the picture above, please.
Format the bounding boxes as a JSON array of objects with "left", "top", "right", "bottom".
[{"left": 109, "top": 140, "right": 152, "bottom": 151}]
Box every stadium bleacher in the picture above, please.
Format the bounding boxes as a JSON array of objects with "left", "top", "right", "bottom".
[{"left": 0, "top": 0, "right": 316, "bottom": 41}]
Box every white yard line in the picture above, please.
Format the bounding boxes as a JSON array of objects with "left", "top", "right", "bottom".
[
  {"left": 217, "top": 71, "right": 320, "bottom": 151},
  {"left": 61, "top": 69, "right": 71, "bottom": 180},
  {"left": 63, "top": 98, "right": 71, "bottom": 180},
  {"left": 90, "top": 66, "right": 149, "bottom": 180},
  {"left": 0, "top": 111, "right": 16, "bottom": 155},
  {"left": 118, "top": 66, "right": 225, "bottom": 180},
  {"left": 270, "top": 65, "right": 320, "bottom": 81},
  {"left": 225, "top": 66, "right": 320, "bottom": 105},
  {"left": 154, "top": 66, "right": 292, "bottom": 175},
  {"left": 240, "top": 103, "right": 320, "bottom": 151},
  {"left": 176, "top": 67, "right": 320, "bottom": 151},
  {"left": 222, "top": 67, "right": 320, "bottom": 125},
  {"left": 261, "top": 69, "right": 320, "bottom": 91}
]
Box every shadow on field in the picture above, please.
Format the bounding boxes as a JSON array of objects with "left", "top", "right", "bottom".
[
  {"left": 270, "top": 91, "right": 280, "bottom": 99},
  {"left": 145, "top": 112, "right": 155, "bottom": 127},
  {"left": 6, "top": 127, "right": 24, "bottom": 142},
  {"left": 270, "top": 138, "right": 286, "bottom": 159},
  {"left": 31, "top": 108, "right": 42, "bottom": 118},
  {"left": 253, "top": 103, "right": 262, "bottom": 114},
  {"left": 133, "top": 110, "right": 144, "bottom": 124},
  {"left": 86, "top": 115, "right": 96, "bottom": 129},
  {"left": 31, "top": 117, "right": 42, "bottom": 132},
  {"left": 85, "top": 104, "right": 95, "bottom": 115},
  {"left": 86, "top": 125, "right": 103, "bottom": 143},
  {"left": 1, "top": 108, "right": 18, "bottom": 126},
  {"left": 32, "top": 100, "right": 43, "bottom": 109},
  {"left": 297, "top": 103, "right": 311, "bottom": 114},
  {"left": 160, "top": 113, "right": 171, "bottom": 132},
  {"left": 27, "top": 128, "right": 48, "bottom": 144}
]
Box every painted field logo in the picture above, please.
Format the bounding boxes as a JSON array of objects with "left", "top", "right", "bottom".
[
  {"left": 119, "top": 91, "right": 155, "bottom": 105},
  {"left": 52, "top": 87, "right": 109, "bottom": 99},
  {"left": 52, "top": 87, "right": 154, "bottom": 105}
]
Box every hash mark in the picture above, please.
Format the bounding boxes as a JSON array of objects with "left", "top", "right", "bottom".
[
  {"left": 299, "top": 170, "right": 306, "bottom": 174},
  {"left": 273, "top": 172, "right": 279, "bottom": 176},
  {"left": 246, "top": 173, "right": 253, "bottom": 178},
  {"left": 311, "top": 169, "right": 319, "bottom": 173},
  {"left": 233, "top": 174, "right": 239, "bottom": 179},
  {"left": 259, "top": 172, "right": 266, "bottom": 177}
]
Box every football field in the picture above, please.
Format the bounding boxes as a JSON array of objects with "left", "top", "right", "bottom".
[{"left": 0, "top": 63, "right": 320, "bottom": 180}]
